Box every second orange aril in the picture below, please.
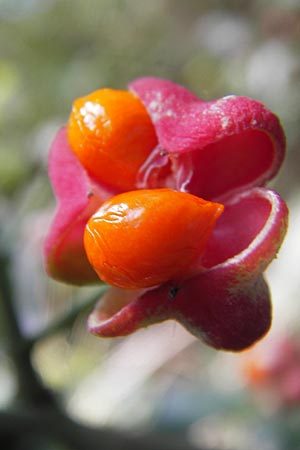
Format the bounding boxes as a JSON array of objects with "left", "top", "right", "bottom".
[
  {"left": 84, "top": 189, "right": 224, "bottom": 289},
  {"left": 68, "top": 88, "right": 158, "bottom": 191}
]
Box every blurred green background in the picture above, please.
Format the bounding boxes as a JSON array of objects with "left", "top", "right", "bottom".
[{"left": 1, "top": 1, "right": 300, "bottom": 449}]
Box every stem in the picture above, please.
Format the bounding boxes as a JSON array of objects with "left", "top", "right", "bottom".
[
  {"left": 0, "top": 408, "right": 204, "bottom": 450},
  {"left": 27, "top": 285, "right": 108, "bottom": 349},
  {"left": 0, "top": 249, "right": 56, "bottom": 406},
  {"left": 0, "top": 246, "right": 213, "bottom": 450}
]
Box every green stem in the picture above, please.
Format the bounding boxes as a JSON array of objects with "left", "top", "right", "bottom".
[
  {"left": 0, "top": 249, "right": 56, "bottom": 406},
  {"left": 0, "top": 247, "right": 210, "bottom": 450},
  {"left": 27, "top": 285, "right": 108, "bottom": 349}
]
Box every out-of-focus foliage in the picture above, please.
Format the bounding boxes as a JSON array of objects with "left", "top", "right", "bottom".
[{"left": 1, "top": 1, "right": 300, "bottom": 449}]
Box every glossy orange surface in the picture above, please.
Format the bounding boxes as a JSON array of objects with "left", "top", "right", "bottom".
[
  {"left": 84, "top": 189, "right": 224, "bottom": 289},
  {"left": 68, "top": 89, "right": 158, "bottom": 191}
]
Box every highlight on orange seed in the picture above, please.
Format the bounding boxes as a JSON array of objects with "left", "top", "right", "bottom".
[
  {"left": 84, "top": 189, "right": 224, "bottom": 290},
  {"left": 67, "top": 88, "right": 158, "bottom": 191}
]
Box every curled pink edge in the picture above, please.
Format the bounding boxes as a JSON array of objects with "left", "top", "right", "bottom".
[{"left": 129, "top": 77, "right": 286, "bottom": 199}]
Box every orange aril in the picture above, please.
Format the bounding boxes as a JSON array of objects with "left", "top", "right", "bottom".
[
  {"left": 68, "top": 89, "right": 158, "bottom": 191},
  {"left": 84, "top": 189, "right": 224, "bottom": 289}
]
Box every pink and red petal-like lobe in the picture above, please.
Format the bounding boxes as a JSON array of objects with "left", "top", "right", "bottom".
[
  {"left": 88, "top": 275, "right": 271, "bottom": 352},
  {"left": 171, "top": 273, "right": 271, "bottom": 351},
  {"left": 130, "top": 77, "right": 286, "bottom": 200},
  {"left": 88, "top": 186, "right": 288, "bottom": 351},
  {"left": 87, "top": 287, "right": 154, "bottom": 337},
  {"left": 44, "top": 128, "right": 114, "bottom": 285}
]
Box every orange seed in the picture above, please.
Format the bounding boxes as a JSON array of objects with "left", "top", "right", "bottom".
[
  {"left": 68, "top": 88, "right": 158, "bottom": 191},
  {"left": 84, "top": 189, "right": 224, "bottom": 289}
]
